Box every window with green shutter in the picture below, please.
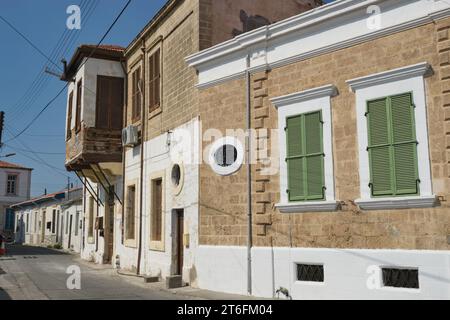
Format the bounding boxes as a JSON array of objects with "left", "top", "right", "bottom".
[
  {"left": 286, "top": 111, "right": 325, "bottom": 202},
  {"left": 366, "top": 92, "right": 419, "bottom": 197}
]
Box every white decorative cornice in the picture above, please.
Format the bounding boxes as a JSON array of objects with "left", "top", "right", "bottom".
[
  {"left": 346, "top": 62, "right": 433, "bottom": 92},
  {"left": 356, "top": 196, "right": 438, "bottom": 211},
  {"left": 187, "top": 0, "right": 450, "bottom": 89},
  {"left": 271, "top": 85, "right": 338, "bottom": 108},
  {"left": 276, "top": 201, "right": 340, "bottom": 213}
]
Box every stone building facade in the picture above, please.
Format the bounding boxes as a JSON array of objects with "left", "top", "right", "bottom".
[
  {"left": 187, "top": 0, "right": 450, "bottom": 299},
  {"left": 121, "top": 0, "right": 319, "bottom": 285}
]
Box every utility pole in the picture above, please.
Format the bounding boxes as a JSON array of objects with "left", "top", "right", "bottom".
[
  {"left": 67, "top": 177, "right": 71, "bottom": 200},
  {"left": 0, "top": 111, "right": 5, "bottom": 149}
]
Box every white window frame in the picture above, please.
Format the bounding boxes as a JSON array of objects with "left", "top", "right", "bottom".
[
  {"left": 347, "top": 62, "right": 437, "bottom": 210},
  {"left": 208, "top": 137, "right": 244, "bottom": 176},
  {"left": 272, "top": 84, "right": 339, "bottom": 213}
]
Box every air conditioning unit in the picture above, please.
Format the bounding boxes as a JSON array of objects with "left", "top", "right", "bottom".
[{"left": 122, "top": 125, "right": 139, "bottom": 147}]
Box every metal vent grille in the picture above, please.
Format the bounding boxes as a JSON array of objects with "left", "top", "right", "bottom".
[
  {"left": 382, "top": 268, "right": 419, "bottom": 289},
  {"left": 297, "top": 264, "right": 324, "bottom": 282}
]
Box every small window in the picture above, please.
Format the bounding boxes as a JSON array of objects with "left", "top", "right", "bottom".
[
  {"left": 209, "top": 137, "right": 244, "bottom": 176},
  {"left": 67, "top": 91, "right": 73, "bottom": 139},
  {"left": 52, "top": 210, "right": 56, "bottom": 234},
  {"left": 382, "top": 268, "right": 419, "bottom": 289},
  {"left": 75, "top": 79, "right": 83, "bottom": 133},
  {"left": 132, "top": 68, "right": 141, "bottom": 122},
  {"left": 171, "top": 164, "right": 181, "bottom": 187},
  {"left": 296, "top": 264, "right": 324, "bottom": 282},
  {"left": 126, "top": 185, "right": 136, "bottom": 240},
  {"left": 96, "top": 76, "right": 124, "bottom": 130},
  {"left": 6, "top": 174, "right": 18, "bottom": 195},
  {"left": 88, "top": 197, "right": 94, "bottom": 238},
  {"left": 148, "top": 49, "right": 161, "bottom": 113},
  {"left": 214, "top": 145, "right": 238, "bottom": 167},
  {"left": 151, "top": 179, "right": 163, "bottom": 242}
]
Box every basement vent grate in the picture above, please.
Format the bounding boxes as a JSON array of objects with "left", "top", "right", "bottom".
[
  {"left": 382, "top": 268, "right": 419, "bottom": 289},
  {"left": 296, "top": 264, "right": 324, "bottom": 282}
]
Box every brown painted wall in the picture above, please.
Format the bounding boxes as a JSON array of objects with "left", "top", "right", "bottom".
[
  {"left": 199, "top": 20, "right": 450, "bottom": 251},
  {"left": 199, "top": 0, "right": 321, "bottom": 49}
]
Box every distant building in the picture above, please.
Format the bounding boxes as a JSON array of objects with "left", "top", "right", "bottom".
[
  {"left": 11, "top": 188, "right": 82, "bottom": 251},
  {"left": 0, "top": 161, "right": 32, "bottom": 238}
]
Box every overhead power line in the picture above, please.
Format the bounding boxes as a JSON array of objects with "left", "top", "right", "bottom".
[
  {"left": 5, "top": 0, "right": 132, "bottom": 143},
  {"left": 0, "top": 15, "right": 62, "bottom": 71},
  {"left": 4, "top": 144, "right": 65, "bottom": 155},
  {"left": 5, "top": 0, "right": 99, "bottom": 122}
]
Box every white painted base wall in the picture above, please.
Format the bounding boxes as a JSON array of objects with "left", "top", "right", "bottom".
[{"left": 196, "top": 246, "right": 450, "bottom": 300}]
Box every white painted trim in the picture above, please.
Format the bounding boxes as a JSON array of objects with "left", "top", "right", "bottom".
[
  {"left": 271, "top": 84, "right": 338, "bottom": 107},
  {"left": 208, "top": 137, "right": 244, "bottom": 176},
  {"left": 351, "top": 63, "right": 435, "bottom": 207},
  {"left": 274, "top": 85, "right": 337, "bottom": 207},
  {"left": 196, "top": 245, "right": 450, "bottom": 299},
  {"left": 347, "top": 62, "right": 433, "bottom": 92},
  {"left": 187, "top": 0, "right": 450, "bottom": 88},
  {"left": 276, "top": 201, "right": 340, "bottom": 213},
  {"left": 356, "top": 195, "right": 438, "bottom": 210}
]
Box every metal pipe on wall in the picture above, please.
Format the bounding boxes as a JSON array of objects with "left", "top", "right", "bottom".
[
  {"left": 136, "top": 39, "right": 146, "bottom": 276},
  {"left": 246, "top": 54, "right": 253, "bottom": 296}
]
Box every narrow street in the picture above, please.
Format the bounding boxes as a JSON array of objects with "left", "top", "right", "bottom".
[{"left": 0, "top": 245, "right": 198, "bottom": 300}]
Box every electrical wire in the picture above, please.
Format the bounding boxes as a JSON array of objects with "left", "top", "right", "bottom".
[
  {"left": 6, "top": 0, "right": 99, "bottom": 122},
  {"left": 5, "top": 0, "right": 132, "bottom": 143},
  {"left": 0, "top": 15, "right": 62, "bottom": 71}
]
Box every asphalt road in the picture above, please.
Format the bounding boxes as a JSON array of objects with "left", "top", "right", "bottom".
[{"left": 0, "top": 244, "right": 197, "bottom": 300}]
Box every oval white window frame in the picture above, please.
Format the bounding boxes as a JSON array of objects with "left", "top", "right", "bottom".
[
  {"left": 208, "top": 136, "right": 244, "bottom": 176},
  {"left": 171, "top": 162, "right": 185, "bottom": 196}
]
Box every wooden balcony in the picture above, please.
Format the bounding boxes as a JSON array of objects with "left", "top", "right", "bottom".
[{"left": 65, "top": 126, "right": 122, "bottom": 172}]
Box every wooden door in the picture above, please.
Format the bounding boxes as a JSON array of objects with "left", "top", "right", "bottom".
[{"left": 176, "top": 210, "right": 184, "bottom": 276}]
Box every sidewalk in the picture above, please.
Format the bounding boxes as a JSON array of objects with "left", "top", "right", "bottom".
[{"left": 75, "top": 257, "right": 262, "bottom": 300}]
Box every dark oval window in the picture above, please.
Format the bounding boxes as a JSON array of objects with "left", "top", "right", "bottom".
[
  {"left": 214, "top": 144, "right": 238, "bottom": 167},
  {"left": 171, "top": 164, "right": 181, "bottom": 186}
]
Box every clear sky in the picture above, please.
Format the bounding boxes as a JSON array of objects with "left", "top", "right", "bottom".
[
  {"left": 0, "top": 0, "right": 167, "bottom": 196},
  {"left": 0, "top": 0, "right": 336, "bottom": 197}
]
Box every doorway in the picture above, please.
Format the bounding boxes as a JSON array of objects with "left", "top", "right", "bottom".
[
  {"left": 68, "top": 214, "right": 73, "bottom": 249},
  {"left": 175, "top": 209, "right": 184, "bottom": 276}
]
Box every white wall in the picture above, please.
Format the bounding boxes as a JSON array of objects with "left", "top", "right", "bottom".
[
  {"left": 119, "top": 118, "right": 200, "bottom": 283},
  {"left": 61, "top": 201, "right": 83, "bottom": 253},
  {"left": 66, "top": 57, "right": 125, "bottom": 138},
  {"left": 196, "top": 246, "right": 450, "bottom": 300},
  {"left": 0, "top": 168, "right": 31, "bottom": 232}
]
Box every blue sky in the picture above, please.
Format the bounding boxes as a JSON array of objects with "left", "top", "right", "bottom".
[
  {"left": 0, "top": 0, "right": 336, "bottom": 197},
  {"left": 0, "top": 0, "right": 167, "bottom": 196}
]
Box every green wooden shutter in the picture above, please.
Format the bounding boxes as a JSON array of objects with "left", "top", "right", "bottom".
[
  {"left": 304, "top": 112, "right": 325, "bottom": 200},
  {"left": 367, "top": 98, "right": 393, "bottom": 196},
  {"left": 286, "top": 111, "right": 325, "bottom": 202},
  {"left": 390, "top": 93, "right": 419, "bottom": 195},
  {"left": 367, "top": 93, "right": 419, "bottom": 197},
  {"left": 286, "top": 115, "right": 305, "bottom": 201}
]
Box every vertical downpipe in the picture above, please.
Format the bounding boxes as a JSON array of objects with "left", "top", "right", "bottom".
[
  {"left": 246, "top": 54, "right": 253, "bottom": 296},
  {"left": 137, "top": 40, "right": 146, "bottom": 275}
]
